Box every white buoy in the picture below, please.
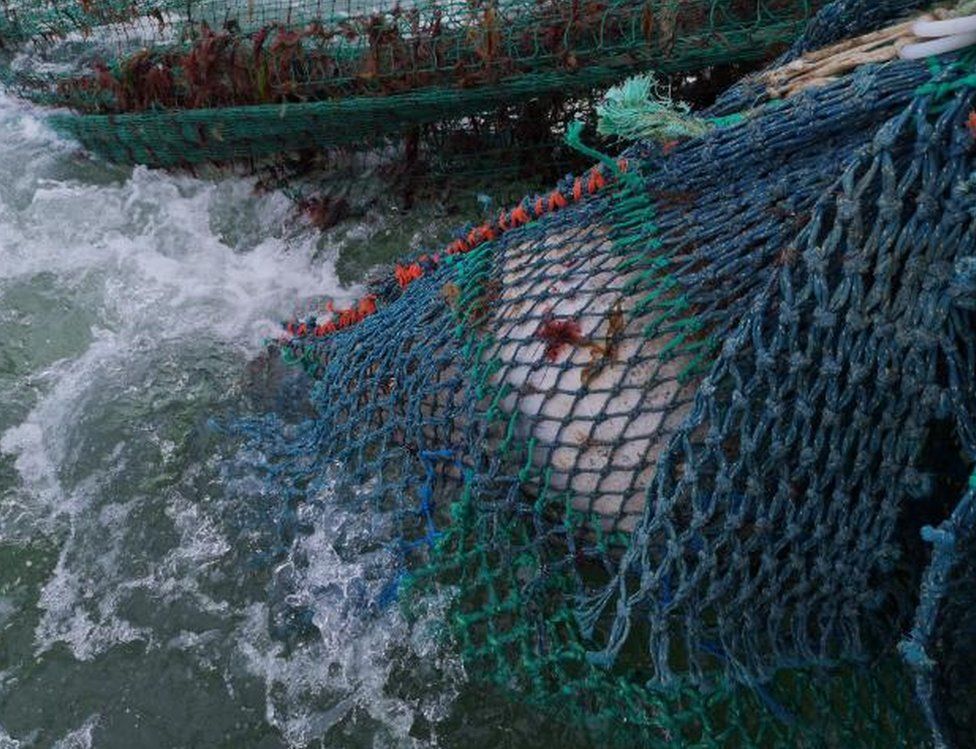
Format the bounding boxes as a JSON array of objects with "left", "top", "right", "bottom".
[{"left": 483, "top": 225, "right": 696, "bottom": 533}]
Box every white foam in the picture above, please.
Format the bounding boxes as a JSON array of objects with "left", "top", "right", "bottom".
[
  {"left": 0, "top": 725, "right": 23, "bottom": 749},
  {"left": 0, "top": 93, "right": 345, "bottom": 534},
  {"left": 215, "top": 476, "right": 463, "bottom": 747},
  {"left": 0, "top": 92, "right": 459, "bottom": 746},
  {"left": 51, "top": 715, "right": 100, "bottom": 749},
  {"left": 33, "top": 500, "right": 151, "bottom": 661}
]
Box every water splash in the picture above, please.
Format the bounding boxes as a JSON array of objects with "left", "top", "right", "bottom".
[{"left": 0, "top": 94, "right": 461, "bottom": 747}]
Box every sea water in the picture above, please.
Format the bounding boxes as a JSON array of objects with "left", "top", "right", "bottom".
[{"left": 0, "top": 95, "right": 581, "bottom": 748}]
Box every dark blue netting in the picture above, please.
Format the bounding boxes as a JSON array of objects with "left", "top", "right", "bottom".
[{"left": 237, "top": 1, "right": 976, "bottom": 744}]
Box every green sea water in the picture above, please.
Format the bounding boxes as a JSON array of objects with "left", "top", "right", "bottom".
[{"left": 0, "top": 94, "right": 590, "bottom": 749}]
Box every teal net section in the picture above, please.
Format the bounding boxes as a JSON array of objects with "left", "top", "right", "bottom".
[
  {"left": 233, "top": 0, "right": 976, "bottom": 745},
  {"left": 0, "top": 1, "right": 825, "bottom": 165}
]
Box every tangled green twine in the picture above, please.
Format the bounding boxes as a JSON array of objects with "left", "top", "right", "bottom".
[{"left": 595, "top": 73, "right": 712, "bottom": 142}]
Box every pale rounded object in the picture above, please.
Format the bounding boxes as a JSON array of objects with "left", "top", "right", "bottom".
[
  {"left": 482, "top": 223, "right": 697, "bottom": 533},
  {"left": 911, "top": 14, "right": 976, "bottom": 38},
  {"left": 899, "top": 30, "right": 976, "bottom": 59}
]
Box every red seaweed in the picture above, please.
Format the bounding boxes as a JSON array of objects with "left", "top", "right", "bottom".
[{"left": 535, "top": 317, "right": 584, "bottom": 361}]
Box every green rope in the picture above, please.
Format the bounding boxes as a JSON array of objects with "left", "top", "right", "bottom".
[{"left": 596, "top": 73, "right": 712, "bottom": 142}]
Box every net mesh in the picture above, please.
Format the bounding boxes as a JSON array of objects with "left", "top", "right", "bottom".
[
  {"left": 236, "top": 0, "right": 976, "bottom": 745},
  {"left": 0, "top": 0, "right": 824, "bottom": 166}
]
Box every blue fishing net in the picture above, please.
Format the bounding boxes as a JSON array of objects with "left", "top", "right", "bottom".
[{"left": 238, "top": 0, "right": 976, "bottom": 744}]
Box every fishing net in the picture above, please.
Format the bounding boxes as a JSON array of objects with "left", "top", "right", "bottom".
[
  {"left": 255, "top": 67, "right": 756, "bottom": 258},
  {"left": 235, "top": 0, "right": 976, "bottom": 745},
  {"left": 253, "top": 92, "right": 607, "bottom": 238},
  {"left": 0, "top": 0, "right": 825, "bottom": 166}
]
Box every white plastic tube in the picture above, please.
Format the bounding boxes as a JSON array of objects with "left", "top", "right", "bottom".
[
  {"left": 912, "top": 15, "right": 976, "bottom": 38},
  {"left": 899, "top": 30, "right": 976, "bottom": 60}
]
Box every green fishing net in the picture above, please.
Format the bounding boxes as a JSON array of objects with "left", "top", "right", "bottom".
[{"left": 0, "top": 1, "right": 824, "bottom": 165}]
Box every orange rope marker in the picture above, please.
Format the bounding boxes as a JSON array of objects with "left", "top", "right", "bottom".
[{"left": 282, "top": 159, "right": 628, "bottom": 343}]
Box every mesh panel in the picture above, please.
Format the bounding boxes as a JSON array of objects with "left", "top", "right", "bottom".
[
  {"left": 0, "top": 0, "right": 825, "bottom": 165},
  {"left": 234, "top": 0, "right": 975, "bottom": 745}
]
